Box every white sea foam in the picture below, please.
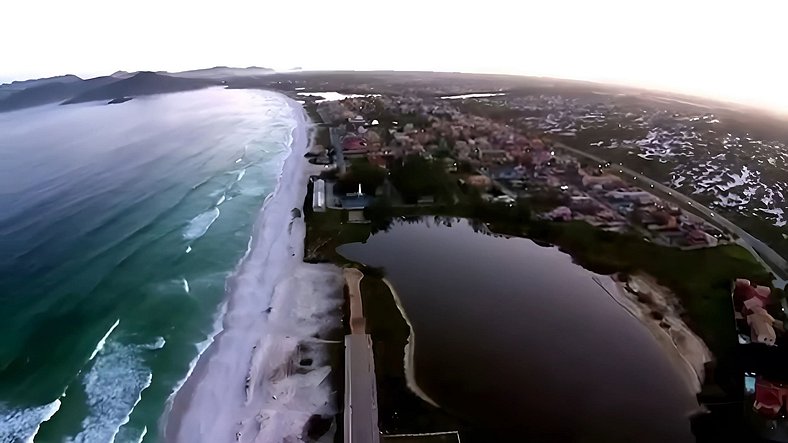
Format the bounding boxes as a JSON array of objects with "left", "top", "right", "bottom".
[
  {"left": 183, "top": 207, "right": 220, "bottom": 240},
  {"left": 135, "top": 426, "right": 147, "bottom": 443},
  {"left": 236, "top": 168, "right": 246, "bottom": 182},
  {"left": 182, "top": 278, "right": 190, "bottom": 294},
  {"left": 166, "top": 300, "right": 228, "bottom": 407},
  {"left": 216, "top": 194, "right": 226, "bottom": 206},
  {"left": 141, "top": 336, "right": 166, "bottom": 351},
  {"left": 168, "top": 97, "right": 343, "bottom": 443},
  {"left": 65, "top": 341, "right": 153, "bottom": 443},
  {"left": 89, "top": 319, "right": 120, "bottom": 361},
  {"left": 0, "top": 398, "right": 61, "bottom": 443}
]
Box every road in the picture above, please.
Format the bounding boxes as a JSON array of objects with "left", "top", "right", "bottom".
[
  {"left": 343, "top": 268, "right": 380, "bottom": 443},
  {"left": 554, "top": 141, "right": 788, "bottom": 283},
  {"left": 345, "top": 268, "right": 366, "bottom": 333},
  {"left": 329, "top": 126, "right": 347, "bottom": 174},
  {"left": 317, "top": 106, "right": 346, "bottom": 174}
]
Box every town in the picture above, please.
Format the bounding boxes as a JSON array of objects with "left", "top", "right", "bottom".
[
  {"left": 295, "top": 87, "right": 787, "bottom": 443},
  {"left": 307, "top": 92, "right": 728, "bottom": 250}
]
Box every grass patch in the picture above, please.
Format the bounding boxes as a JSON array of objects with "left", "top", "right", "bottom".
[{"left": 304, "top": 209, "right": 371, "bottom": 263}]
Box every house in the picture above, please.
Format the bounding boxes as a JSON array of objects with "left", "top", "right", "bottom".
[
  {"left": 582, "top": 174, "right": 625, "bottom": 189},
  {"left": 464, "top": 175, "right": 492, "bottom": 190},
  {"left": 346, "top": 115, "right": 366, "bottom": 132},
  {"left": 569, "top": 195, "right": 599, "bottom": 214},
  {"left": 687, "top": 229, "right": 719, "bottom": 247},
  {"left": 606, "top": 190, "right": 658, "bottom": 205},
  {"left": 748, "top": 312, "right": 777, "bottom": 346},
  {"left": 342, "top": 136, "right": 368, "bottom": 158},
  {"left": 547, "top": 206, "right": 572, "bottom": 221},
  {"left": 312, "top": 179, "right": 326, "bottom": 212}
]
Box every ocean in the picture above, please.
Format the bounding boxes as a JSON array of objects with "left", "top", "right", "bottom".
[{"left": 0, "top": 88, "right": 300, "bottom": 442}]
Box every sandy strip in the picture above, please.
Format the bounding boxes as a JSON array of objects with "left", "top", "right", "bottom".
[
  {"left": 594, "top": 274, "right": 712, "bottom": 393},
  {"left": 381, "top": 278, "right": 440, "bottom": 408},
  {"left": 163, "top": 98, "right": 344, "bottom": 443}
]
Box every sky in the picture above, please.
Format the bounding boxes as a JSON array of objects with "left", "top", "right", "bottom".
[{"left": 2, "top": 0, "right": 787, "bottom": 112}]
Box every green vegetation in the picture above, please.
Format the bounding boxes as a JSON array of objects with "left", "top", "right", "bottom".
[
  {"left": 303, "top": 208, "right": 371, "bottom": 263},
  {"left": 456, "top": 100, "right": 523, "bottom": 122},
  {"left": 336, "top": 160, "right": 387, "bottom": 195},
  {"left": 390, "top": 155, "right": 456, "bottom": 204}
]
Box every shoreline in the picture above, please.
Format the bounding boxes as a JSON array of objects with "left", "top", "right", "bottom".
[
  {"left": 381, "top": 278, "right": 440, "bottom": 408},
  {"left": 594, "top": 273, "right": 713, "bottom": 395},
  {"left": 163, "top": 95, "right": 343, "bottom": 443}
]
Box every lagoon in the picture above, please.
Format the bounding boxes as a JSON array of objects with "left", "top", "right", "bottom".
[{"left": 339, "top": 217, "right": 699, "bottom": 443}]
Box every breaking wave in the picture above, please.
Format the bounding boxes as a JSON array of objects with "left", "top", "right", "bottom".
[
  {"left": 0, "top": 399, "right": 61, "bottom": 443},
  {"left": 183, "top": 207, "right": 220, "bottom": 240},
  {"left": 64, "top": 340, "right": 154, "bottom": 443}
]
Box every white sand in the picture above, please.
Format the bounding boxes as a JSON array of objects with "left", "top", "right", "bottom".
[
  {"left": 595, "top": 274, "right": 713, "bottom": 394},
  {"left": 164, "top": 100, "right": 344, "bottom": 443}
]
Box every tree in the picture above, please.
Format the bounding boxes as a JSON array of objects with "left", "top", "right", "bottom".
[
  {"left": 390, "top": 155, "right": 452, "bottom": 204},
  {"left": 336, "top": 162, "right": 387, "bottom": 195},
  {"left": 457, "top": 160, "right": 475, "bottom": 174}
]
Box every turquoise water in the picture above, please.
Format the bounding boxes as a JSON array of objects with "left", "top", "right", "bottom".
[{"left": 0, "top": 88, "right": 300, "bottom": 442}]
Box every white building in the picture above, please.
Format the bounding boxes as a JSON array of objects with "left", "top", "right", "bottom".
[{"left": 312, "top": 179, "right": 326, "bottom": 212}]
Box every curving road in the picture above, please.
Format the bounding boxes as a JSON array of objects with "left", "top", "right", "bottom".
[{"left": 553, "top": 141, "right": 788, "bottom": 283}]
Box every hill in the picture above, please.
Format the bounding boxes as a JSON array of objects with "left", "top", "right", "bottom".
[
  {"left": 0, "top": 77, "right": 118, "bottom": 112},
  {"left": 62, "top": 72, "right": 218, "bottom": 104},
  {"left": 0, "top": 74, "right": 82, "bottom": 91},
  {"left": 0, "top": 74, "right": 84, "bottom": 102}
]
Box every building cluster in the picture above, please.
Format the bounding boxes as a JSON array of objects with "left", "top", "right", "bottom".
[
  {"left": 318, "top": 93, "right": 729, "bottom": 249},
  {"left": 732, "top": 279, "right": 788, "bottom": 421}
]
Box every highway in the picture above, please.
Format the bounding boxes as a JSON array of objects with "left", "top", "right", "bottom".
[{"left": 554, "top": 141, "right": 788, "bottom": 283}]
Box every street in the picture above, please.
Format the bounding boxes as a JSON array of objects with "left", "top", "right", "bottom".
[{"left": 554, "top": 141, "right": 788, "bottom": 283}]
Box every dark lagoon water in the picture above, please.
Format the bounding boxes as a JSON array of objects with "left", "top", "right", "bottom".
[
  {"left": 0, "top": 88, "right": 298, "bottom": 442},
  {"left": 339, "top": 217, "right": 700, "bottom": 443}
]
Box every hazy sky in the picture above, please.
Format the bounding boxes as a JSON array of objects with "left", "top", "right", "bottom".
[{"left": 2, "top": 0, "right": 787, "bottom": 112}]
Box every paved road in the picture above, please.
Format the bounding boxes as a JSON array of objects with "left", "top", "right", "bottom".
[
  {"left": 554, "top": 141, "right": 788, "bottom": 282},
  {"left": 343, "top": 268, "right": 380, "bottom": 443},
  {"left": 330, "top": 127, "right": 347, "bottom": 174},
  {"left": 317, "top": 107, "right": 347, "bottom": 173},
  {"left": 345, "top": 334, "right": 380, "bottom": 443},
  {"left": 345, "top": 268, "right": 366, "bottom": 333}
]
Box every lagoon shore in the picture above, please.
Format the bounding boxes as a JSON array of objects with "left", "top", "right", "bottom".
[{"left": 163, "top": 99, "right": 343, "bottom": 443}]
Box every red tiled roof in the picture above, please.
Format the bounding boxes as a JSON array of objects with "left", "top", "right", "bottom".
[{"left": 342, "top": 136, "right": 367, "bottom": 151}]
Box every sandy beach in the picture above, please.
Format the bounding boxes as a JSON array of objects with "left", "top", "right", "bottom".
[
  {"left": 595, "top": 273, "right": 713, "bottom": 394},
  {"left": 163, "top": 99, "right": 344, "bottom": 443}
]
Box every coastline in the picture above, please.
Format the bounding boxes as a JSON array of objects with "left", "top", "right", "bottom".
[
  {"left": 381, "top": 278, "right": 440, "bottom": 408},
  {"left": 594, "top": 273, "right": 713, "bottom": 394},
  {"left": 163, "top": 96, "right": 344, "bottom": 443}
]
